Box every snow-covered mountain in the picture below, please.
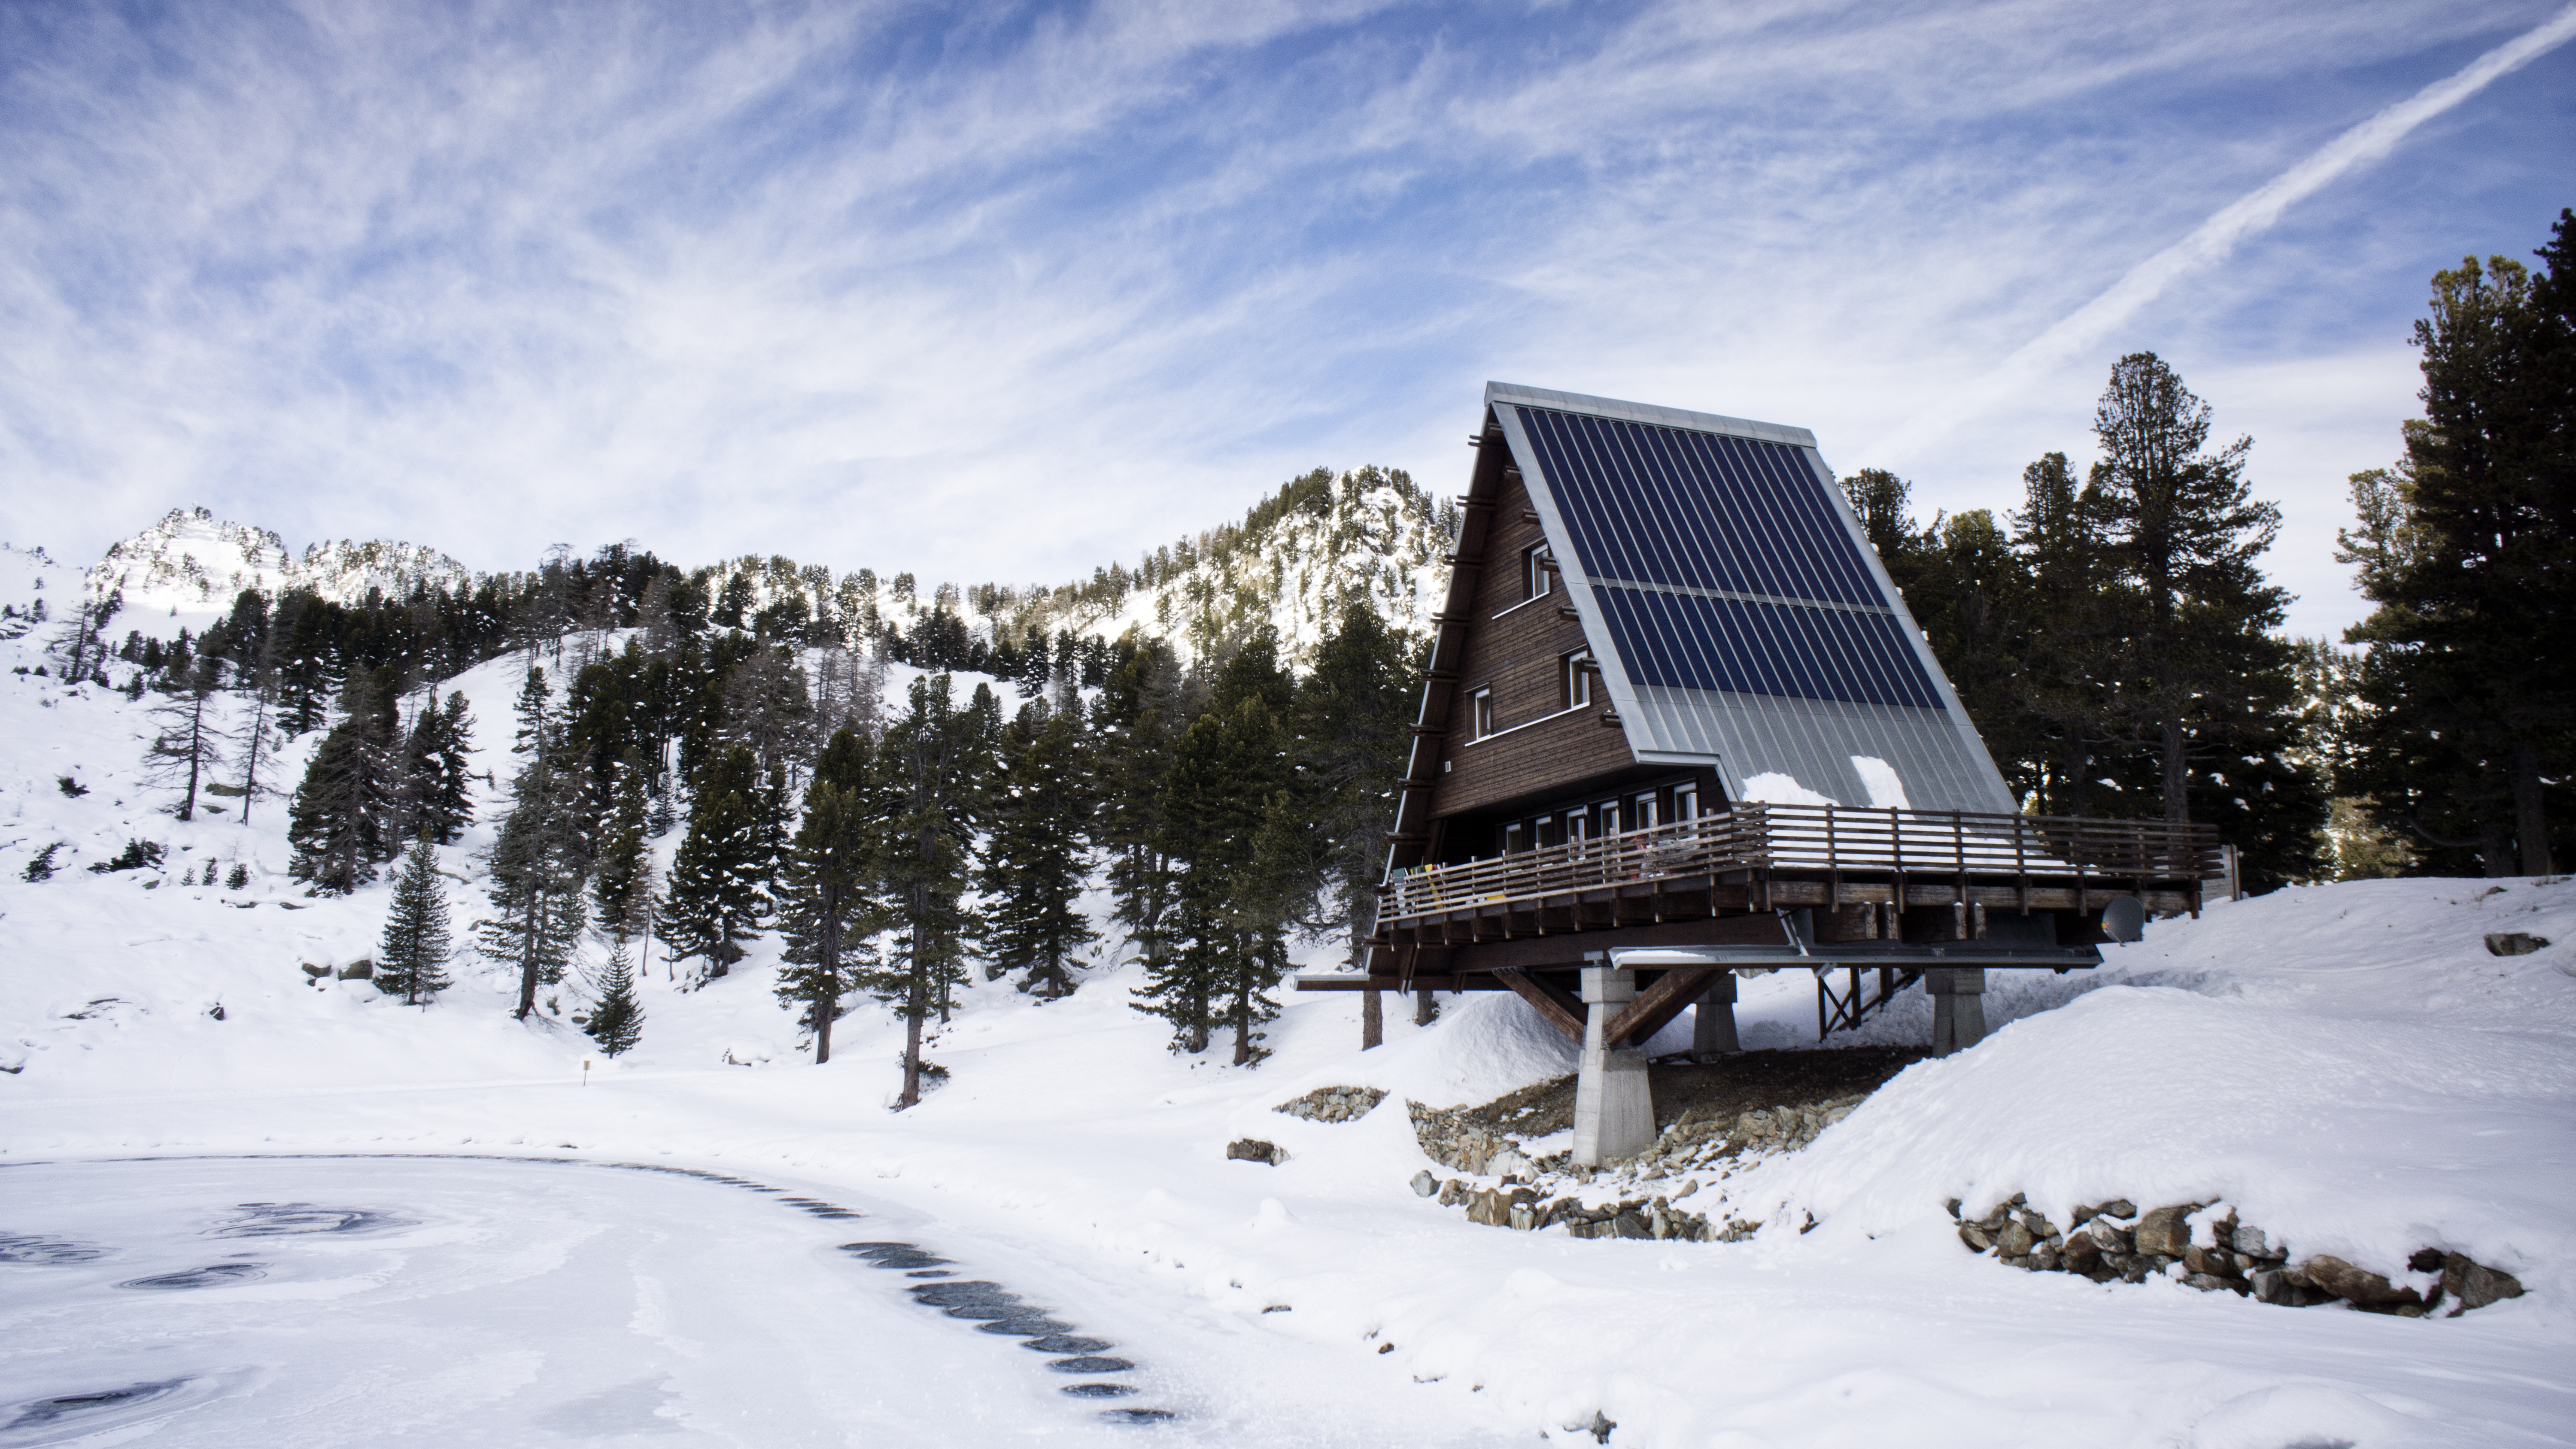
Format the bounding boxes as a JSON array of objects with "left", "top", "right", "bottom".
[
  {"left": 1034, "top": 464, "right": 1455, "bottom": 667},
  {"left": 83, "top": 507, "right": 472, "bottom": 635}
]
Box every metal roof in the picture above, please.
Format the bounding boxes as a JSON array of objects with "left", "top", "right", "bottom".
[{"left": 1486, "top": 381, "right": 2016, "bottom": 815}]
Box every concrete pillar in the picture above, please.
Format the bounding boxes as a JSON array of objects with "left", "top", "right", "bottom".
[
  {"left": 1692, "top": 972, "right": 1739, "bottom": 1058},
  {"left": 1925, "top": 967, "right": 1988, "bottom": 1056},
  {"left": 1572, "top": 964, "right": 1653, "bottom": 1166}
]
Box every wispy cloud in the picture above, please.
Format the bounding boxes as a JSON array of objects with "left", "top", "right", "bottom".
[{"left": 0, "top": 0, "right": 2567, "bottom": 641}]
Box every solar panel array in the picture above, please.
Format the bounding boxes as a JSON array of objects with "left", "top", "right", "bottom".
[{"left": 1512, "top": 405, "right": 1941, "bottom": 711}]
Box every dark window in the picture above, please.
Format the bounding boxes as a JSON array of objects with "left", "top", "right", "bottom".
[
  {"left": 1471, "top": 687, "right": 1494, "bottom": 739},
  {"left": 1524, "top": 544, "right": 1555, "bottom": 600},
  {"left": 1562, "top": 649, "right": 1595, "bottom": 709}
]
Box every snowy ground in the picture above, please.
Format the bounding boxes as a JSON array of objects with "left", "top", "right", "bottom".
[{"left": 5, "top": 628, "right": 2574, "bottom": 1446}]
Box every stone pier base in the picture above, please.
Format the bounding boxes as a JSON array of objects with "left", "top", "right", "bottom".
[
  {"left": 1926, "top": 967, "right": 1988, "bottom": 1056},
  {"left": 1572, "top": 965, "right": 1654, "bottom": 1166},
  {"left": 1693, "top": 972, "right": 1740, "bottom": 1057}
]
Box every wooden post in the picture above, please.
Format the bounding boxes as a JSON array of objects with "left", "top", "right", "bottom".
[{"left": 1361, "top": 987, "right": 1383, "bottom": 1049}]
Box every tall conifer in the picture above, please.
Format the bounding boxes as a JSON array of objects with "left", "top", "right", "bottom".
[
  {"left": 377, "top": 835, "right": 454, "bottom": 1005},
  {"left": 662, "top": 744, "right": 770, "bottom": 982}
]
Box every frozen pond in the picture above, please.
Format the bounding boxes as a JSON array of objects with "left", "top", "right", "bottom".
[{"left": 0, "top": 1155, "right": 1178, "bottom": 1446}]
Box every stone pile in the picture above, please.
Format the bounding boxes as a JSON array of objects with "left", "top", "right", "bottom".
[
  {"left": 1406, "top": 1101, "right": 1517, "bottom": 1176},
  {"left": 1276, "top": 1086, "right": 1387, "bottom": 1123},
  {"left": 1411, "top": 1170, "right": 1747, "bottom": 1242},
  {"left": 1952, "top": 1194, "right": 2526, "bottom": 1316},
  {"left": 1632, "top": 1097, "right": 1864, "bottom": 1179}
]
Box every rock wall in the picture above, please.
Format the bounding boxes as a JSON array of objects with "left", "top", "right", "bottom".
[{"left": 1952, "top": 1195, "right": 2526, "bottom": 1316}]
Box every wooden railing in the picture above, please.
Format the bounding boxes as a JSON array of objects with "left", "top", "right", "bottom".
[{"left": 1379, "top": 803, "right": 2221, "bottom": 923}]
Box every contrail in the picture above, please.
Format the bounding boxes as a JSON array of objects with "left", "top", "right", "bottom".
[{"left": 1865, "top": 5, "right": 2576, "bottom": 466}]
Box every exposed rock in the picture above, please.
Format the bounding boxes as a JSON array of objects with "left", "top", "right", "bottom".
[
  {"left": 2442, "top": 1253, "right": 2526, "bottom": 1314},
  {"left": 2093, "top": 1199, "right": 2137, "bottom": 1220},
  {"left": 1407, "top": 1101, "right": 1513, "bottom": 1175},
  {"left": 1225, "top": 1139, "right": 1284, "bottom": 1166},
  {"left": 298, "top": 963, "right": 330, "bottom": 980},
  {"left": 1436, "top": 1177, "right": 1470, "bottom": 1207},
  {"left": 1278, "top": 1085, "right": 1388, "bottom": 1123},
  {"left": 1996, "top": 1221, "right": 2036, "bottom": 1257},
  {"left": 1409, "top": 1170, "right": 1437, "bottom": 1197},
  {"left": 335, "top": 960, "right": 374, "bottom": 981},
  {"left": 2085, "top": 1218, "right": 2134, "bottom": 1255},
  {"left": 2484, "top": 932, "right": 2550, "bottom": 957},
  {"left": 2301, "top": 1254, "right": 2422, "bottom": 1312},
  {"left": 2132, "top": 1204, "right": 2197, "bottom": 1258}
]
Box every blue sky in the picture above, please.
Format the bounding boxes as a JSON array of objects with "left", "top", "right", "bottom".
[{"left": 3, "top": 0, "right": 2571, "bottom": 640}]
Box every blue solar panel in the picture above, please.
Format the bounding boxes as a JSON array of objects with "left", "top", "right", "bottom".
[
  {"left": 1516, "top": 406, "right": 1883, "bottom": 608},
  {"left": 1594, "top": 587, "right": 1941, "bottom": 709},
  {"left": 1513, "top": 404, "right": 1942, "bottom": 711}
]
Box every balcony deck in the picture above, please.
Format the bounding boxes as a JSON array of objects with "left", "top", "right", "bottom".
[{"left": 1375, "top": 803, "right": 2221, "bottom": 958}]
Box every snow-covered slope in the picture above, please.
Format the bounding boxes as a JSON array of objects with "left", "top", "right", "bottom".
[
  {"left": 82, "top": 506, "right": 472, "bottom": 640},
  {"left": 4, "top": 615, "right": 2572, "bottom": 1445},
  {"left": 1053, "top": 465, "right": 1452, "bottom": 667}
]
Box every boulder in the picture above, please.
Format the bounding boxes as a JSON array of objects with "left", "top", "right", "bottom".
[
  {"left": 1226, "top": 1139, "right": 1284, "bottom": 1165},
  {"left": 2060, "top": 1232, "right": 2102, "bottom": 1273},
  {"left": 2300, "top": 1254, "right": 2424, "bottom": 1312},
  {"left": 1410, "top": 1170, "right": 1437, "bottom": 1197},
  {"left": 1957, "top": 1223, "right": 1996, "bottom": 1252},
  {"left": 2484, "top": 932, "right": 2550, "bottom": 957},
  {"left": 2085, "top": 1219, "right": 2134, "bottom": 1255},
  {"left": 2442, "top": 1253, "right": 2526, "bottom": 1314},
  {"left": 2094, "top": 1199, "right": 2137, "bottom": 1220},
  {"left": 298, "top": 963, "right": 331, "bottom": 980},
  {"left": 336, "top": 960, "right": 374, "bottom": 981},
  {"left": 2132, "top": 1204, "right": 2196, "bottom": 1258},
  {"left": 1996, "top": 1221, "right": 2037, "bottom": 1256}
]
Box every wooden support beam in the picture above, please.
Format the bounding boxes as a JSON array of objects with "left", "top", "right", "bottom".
[
  {"left": 1494, "top": 968, "right": 1587, "bottom": 1043},
  {"left": 1603, "top": 965, "right": 1722, "bottom": 1049}
]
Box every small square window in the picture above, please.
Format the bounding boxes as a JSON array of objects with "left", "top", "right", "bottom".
[
  {"left": 1472, "top": 687, "right": 1494, "bottom": 739},
  {"left": 1524, "top": 545, "right": 1555, "bottom": 600},
  {"left": 1633, "top": 793, "right": 1659, "bottom": 831},
  {"left": 1562, "top": 649, "right": 1595, "bottom": 709}
]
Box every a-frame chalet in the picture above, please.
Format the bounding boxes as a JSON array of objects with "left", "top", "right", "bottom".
[{"left": 1299, "top": 382, "right": 2220, "bottom": 1164}]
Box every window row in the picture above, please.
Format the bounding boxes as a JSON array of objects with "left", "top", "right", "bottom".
[{"left": 1494, "top": 782, "right": 1702, "bottom": 856}]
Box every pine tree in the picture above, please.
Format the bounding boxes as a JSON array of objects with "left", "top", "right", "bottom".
[
  {"left": 859, "top": 675, "right": 988, "bottom": 1106},
  {"left": 233, "top": 688, "right": 279, "bottom": 827},
  {"left": 972, "top": 700, "right": 1097, "bottom": 998},
  {"left": 1293, "top": 603, "right": 1413, "bottom": 969},
  {"left": 592, "top": 752, "right": 653, "bottom": 939},
  {"left": 2339, "top": 215, "right": 2574, "bottom": 876},
  {"left": 377, "top": 835, "right": 453, "bottom": 1005},
  {"left": 286, "top": 683, "right": 398, "bottom": 894},
  {"left": 478, "top": 731, "right": 589, "bottom": 1019},
  {"left": 142, "top": 658, "right": 227, "bottom": 822},
  {"left": 511, "top": 667, "right": 553, "bottom": 757},
  {"left": 397, "top": 690, "right": 477, "bottom": 845},
  {"left": 585, "top": 939, "right": 645, "bottom": 1056},
  {"left": 661, "top": 743, "right": 770, "bottom": 983},
  {"left": 1143, "top": 631, "right": 1294, "bottom": 1063},
  {"left": 1093, "top": 637, "right": 1191, "bottom": 1018},
  {"left": 775, "top": 729, "right": 887, "bottom": 1063}
]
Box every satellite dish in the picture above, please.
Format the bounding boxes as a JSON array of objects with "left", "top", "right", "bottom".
[{"left": 2101, "top": 896, "right": 2146, "bottom": 943}]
